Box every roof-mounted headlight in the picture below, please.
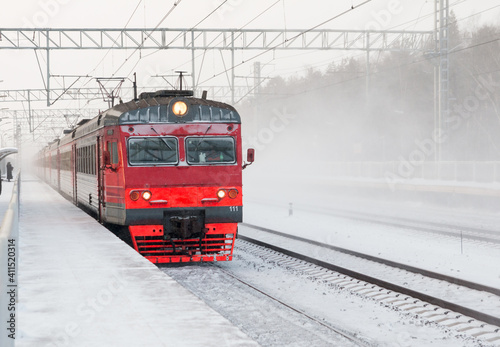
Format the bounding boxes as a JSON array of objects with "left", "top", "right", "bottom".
[{"left": 172, "top": 100, "right": 188, "bottom": 117}]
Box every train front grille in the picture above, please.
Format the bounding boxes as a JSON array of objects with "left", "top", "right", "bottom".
[{"left": 134, "top": 234, "right": 234, "bottom": 257}]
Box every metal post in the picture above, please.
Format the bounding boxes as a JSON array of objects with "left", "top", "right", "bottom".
[
  {"left": 366, "top": 32, "right": 370, "bottom": 97},
  {"left": 460, "top": 229, "right": 463, "bottom": 254},
  {"left": 46, "top": 30, "right": 51, "bottom": 107},
  {"left": 191, "top": 30, "right": 196, "bottom": 94},
  {"left": 28, "top": 92, "right": 34, "bottom": 141},
  {"left": 436, "top": 0, "right": 449, "bottom": 161},
  {"left": 434, "top": 0, "right": 439, "bottom": 161},
  {"left": 231, "top": 32, "right": 235, "bottom": 105},
  {"left": 12, "top": 112, "right": 17, "bottom": 148}
]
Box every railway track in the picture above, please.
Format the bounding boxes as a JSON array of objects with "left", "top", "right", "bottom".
[
  {"left": 212, "top": 264, "right": 372, "bottom": 347},
  {"left": 161, "top": 261, "right": 370, "bottom": 346},
  {"left": 241, "top": 223, "right": 500, "bottom": 297},
  {"left": 238, "top": 225, "right": 500, "bottom": 345}
]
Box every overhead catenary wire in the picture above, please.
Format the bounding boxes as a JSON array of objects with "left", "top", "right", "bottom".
[
  {"left": 250, "top": 0, "right": 500, "bottom": 93},
  {"left": 199, "top": 0, "right": 373, "bottom": 85},
  {"left": 60, "top": 0, "right": 145, "bottom": 111},
  {"left": 63, "top": 0, "right": 234, "bottom": 113},
  {"left": 89, "top": 0, "right": 144, "bottom": 78},
  {"left": 122, "top": 0, "right": 234, "bottom": 88},
  {"left": 169, "top": 0, "right": 282, "bottom": 88},
  {"left": 254, "top": 33, "right": 500, "bottom": 104},
  {"left": 111, "top": 0, "right": 184, "bottom": 78},
  {"left": 48, "top": 1, "right": 500, "bottom": 112}
]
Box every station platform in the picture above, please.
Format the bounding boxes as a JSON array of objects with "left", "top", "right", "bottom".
[
  {"left": 14, "top": 177, "right": 258, "bottom": 346},
  {"left": 0, "top": 178, "right": 16, "bottom": 217}
]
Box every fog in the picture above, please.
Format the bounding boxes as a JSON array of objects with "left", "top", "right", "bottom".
[
  {"left": 0, "top": 1, "right": 499, "bottom": 213},
  {"left": 2, "top": 3, "right": 500, "bottom": 346},
  {"left": 239, "top": 13, "right": 500, "bottom": 214}
]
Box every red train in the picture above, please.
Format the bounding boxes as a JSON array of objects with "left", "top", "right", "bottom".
[{"left": 37, "top": 90, "right": 254, "bottom": 263}]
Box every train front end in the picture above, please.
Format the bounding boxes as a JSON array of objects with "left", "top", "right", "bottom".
[{"left": 104, "top": 92, "right": 248, "bottom": 263}]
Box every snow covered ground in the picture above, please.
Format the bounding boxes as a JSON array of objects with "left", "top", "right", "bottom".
[
  {"left": 0, "top": 178, "right": 16, "bottom": 216},
  {"left": 163, "top": 243, "right": 496, "bottom": 347},
  {"left": 242, "top": 198, "right": 500, "bottom": 290},
  {"left": 3, "top": 174, "right": 499, "bottom": 346},
  {"left": 13, "top": 178, "right": 258, "bottom": 347},
  {"left": 228, "top": 185, "right": 500, "bottom": 346}
]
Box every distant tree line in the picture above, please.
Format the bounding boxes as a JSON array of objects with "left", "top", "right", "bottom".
[{"left": 242, "top": 14, "right": 500, "bottom": 163}]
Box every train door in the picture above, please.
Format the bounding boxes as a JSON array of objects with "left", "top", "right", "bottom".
[
  {"left": 101, "top": 131, "right": 124, "bottom": 224},
  {"left": 72, "top": 144, "right": 77, "bottom": 204},
  {"left": 97, "top": 136, "right": 104, "bottom": 222}
]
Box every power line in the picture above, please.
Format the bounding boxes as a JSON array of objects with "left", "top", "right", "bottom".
[
  {"left": 59, "top": 0, "right": 144, "bottom": 110},
  {"left": 252, "top": 1, "right": 500, "bottom": 93},
  {"left": 67, "top": 1, "right": 233, "bottom": 114},
  {"left": 90, "top": 0, "right": 144, "bottom": 77},
  {"left": 111, "top": 0, "right": 184, "bottom": 78},
  {"left": 242, "top": 0, "right": 281, "bottom": 29},
  {"left": 123, "top": 0, "right": 234, "bottom": 86},
  {"left": 169, "top": 0, "right": 282, "bottom": 77},
  {"left": 261, "top": 34, "right": 500, "bottom": 102},
  {"left": 199, "top": 0, "right": 373, "bottom": 85}
]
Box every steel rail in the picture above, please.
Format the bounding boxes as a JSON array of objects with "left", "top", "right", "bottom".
[
  {"left": 241, "top": 223, "right": 500, "bottom": 297},
  {"left": 237, "top": 228, "right": 500, "bottom": 327},
  {"left": 212, "top": 264, "right": 372, "bottom": 347}
]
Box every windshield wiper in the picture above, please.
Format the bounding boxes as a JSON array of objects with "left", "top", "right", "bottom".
[
  {"left": 151, "top": 126, "right": 173, "bottom": 150},
  {"left": 193, "top": 125, "right": 212, "bottom": 153}
]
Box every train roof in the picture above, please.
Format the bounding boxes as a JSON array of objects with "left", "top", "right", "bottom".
[{"left": 54, "top": 92, "right": 241, "bottom": 147}]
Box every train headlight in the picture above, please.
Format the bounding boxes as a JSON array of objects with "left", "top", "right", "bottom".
[
  {"left": 142, "top": 190, "right": 152, "bottom": 201},
  {"left": 130, "top": 191, "right": 140, "bottom": 201},
  {"left": 217, "top": 189, "right": 226, "bottom": 199},
  {"left": 172, "top": 101, "right": 188, "bottom": 117},
  {"left": 228, "top": 189, "right": 238, "bottom": 199}
]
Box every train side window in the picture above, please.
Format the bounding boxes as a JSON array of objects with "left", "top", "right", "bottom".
[
  {"left": 107, "top": 141, "right": 119, "bottom": 165},
  {"left": 86, "top": 146, "right": 90, "bottom": 174},
  {"left": 76, "top": 148, "right": 80, "bottom": 172},
  {"left": 111, "top": 142, "right": 119, "bottom": 164},
  {"left": 84, "top": 146, "right": 87, "bottom": 174},
  {"left": 91, "top": 145, "right": 96, "bottom": 175}
]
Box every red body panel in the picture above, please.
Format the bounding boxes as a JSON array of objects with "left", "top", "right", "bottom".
[{"left": 124, "top": 186, "right": 242, "bottom": 209}]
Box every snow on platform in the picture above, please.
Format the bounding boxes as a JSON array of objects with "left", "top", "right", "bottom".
[
  {"left": 16, "top": 177, "right": 257, "bottom": 347},
  {"left": 0, "top": 179, "right": 16, "bottom": 217}
]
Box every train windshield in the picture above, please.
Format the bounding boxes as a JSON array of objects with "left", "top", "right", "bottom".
[
  {"left": 186, "top": 137, "right": 236, "bottom": 165},
  {"left": 128, "top": 137, "right": 178, "bottom": 165}
]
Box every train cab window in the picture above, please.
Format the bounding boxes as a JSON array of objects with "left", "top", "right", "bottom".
[
  {"left": 128, "top": 137, "right": 178, "bottom": 165},
  {"left": 186, "top": 137, "right": 236, "bottom": 165}
]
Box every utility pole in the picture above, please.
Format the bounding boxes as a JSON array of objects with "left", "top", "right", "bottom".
[{"left": 435, "top": 0, "right": 450, "bottom": 162}]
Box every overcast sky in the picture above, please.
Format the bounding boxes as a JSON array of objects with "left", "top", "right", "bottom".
[
  {"left": 1, "top": 0, "right": 498, "bottom": 29},
  {"left": 0, "top": 0, "right": 499, "bottom": 111}
]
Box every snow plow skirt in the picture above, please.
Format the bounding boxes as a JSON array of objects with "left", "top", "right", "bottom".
[{"left": 129, "top": 223, "right": 236, "bottom": 263}]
